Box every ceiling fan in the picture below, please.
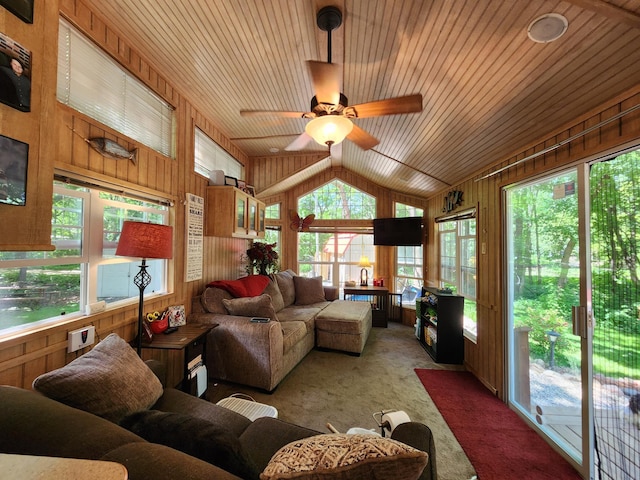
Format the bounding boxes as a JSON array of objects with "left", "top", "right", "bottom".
[{"left": 240, "top": 6, "right": 423, "bottom": 156}]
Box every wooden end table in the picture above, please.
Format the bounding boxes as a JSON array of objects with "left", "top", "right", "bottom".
[{"left": 141, "top": 324, "right": 216, "bottom": 397}]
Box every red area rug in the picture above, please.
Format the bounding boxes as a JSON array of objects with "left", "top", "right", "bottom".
[{"left": 415, "top": 369, "right": 581, "bottom": 480}]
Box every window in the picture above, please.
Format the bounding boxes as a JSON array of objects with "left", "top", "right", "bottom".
[
  {"left": 298, "top": 180, "right": 376, "bottom": 220},
  {"left": 0, "top": 181, "right": 170, "bottom": 335},
  {"left": 395, "top": 203, "right": 424, "bottom": 304},
  {"left": 194, "top": 128, "right": 243, "bottom": 180},
  {"left": 298, "top": 232, "right": 374, "bottom": 286},
  {"left": 438, "top": 214, "right": 477, "bottom": 340},
  {"left": 297, "top": 180, "right": 375, "bottom": 286},
  {"left": 263, "top": 203, "right": 281, "bottom": 258},
  {"left": 57, "top": 19, "right": 174, "bottom": 157}
]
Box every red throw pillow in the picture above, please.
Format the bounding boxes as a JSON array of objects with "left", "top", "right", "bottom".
[{"left": 207, "top": 275, "right": 270, "bottom": 298}]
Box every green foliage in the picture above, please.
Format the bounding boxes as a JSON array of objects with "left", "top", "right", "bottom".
[
  {"left": 591, "top": 272, "right": 640, "bottom": 334},
  {"left": 298, "top": 179, "right": 376, "bottom": 219},
  {"left": 509, "top": 150, "right": 640, "bottom": 378},
  {"left": 513, "top": 292, "right": 577, "bottom": 366}
]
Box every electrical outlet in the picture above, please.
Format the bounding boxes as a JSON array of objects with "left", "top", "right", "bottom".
[{"left": 68, "top": 326, "right": 95, "bottom": 353}]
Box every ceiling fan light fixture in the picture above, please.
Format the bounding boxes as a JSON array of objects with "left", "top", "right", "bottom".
[
  {"left": 527, "top": 13, "right": 568, "bottom": 43},
  {"left": 305, "top": 115, "right": 353, "bottom": 147}
]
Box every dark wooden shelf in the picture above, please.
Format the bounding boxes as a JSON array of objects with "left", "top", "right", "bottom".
[{"left": 417, "top": 287, "right": 464, "bottom": 364}]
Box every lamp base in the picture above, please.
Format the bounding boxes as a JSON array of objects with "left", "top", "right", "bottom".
[{"left": 360, "top": 268, "right": 368, "bottom": 287}]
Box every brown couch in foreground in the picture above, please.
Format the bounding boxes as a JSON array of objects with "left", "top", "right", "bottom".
[{"left": 0, "top": 333, "right": 437, "bottom": 480}]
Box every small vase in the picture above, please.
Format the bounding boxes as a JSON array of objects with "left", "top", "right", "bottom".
[{"left": 258, "top": 265, "right": 268, "bottom": 275}]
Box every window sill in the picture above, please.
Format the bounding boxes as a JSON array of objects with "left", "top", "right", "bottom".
[
  {"left": 463, "top": 317, "right": 477, "bottom": 344},
  {"left": 463, "top": 329, "right": 477, "bottom": 343},
  {"left": 0, "top": 292, "right": 173, "bottom": 345}
]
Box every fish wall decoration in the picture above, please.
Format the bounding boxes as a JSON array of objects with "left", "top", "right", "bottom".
[{"left": 86, "top": 137, "right": 137, "bottom": 165}]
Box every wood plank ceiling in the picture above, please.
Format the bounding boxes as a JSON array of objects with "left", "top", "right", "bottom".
[{"left": 81, "top": 0, "right": 640, "bottom": 199}]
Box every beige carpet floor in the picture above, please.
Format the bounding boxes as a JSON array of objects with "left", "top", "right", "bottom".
[{"left": 208, "top": 321, "right": 477, "bottom": 480}]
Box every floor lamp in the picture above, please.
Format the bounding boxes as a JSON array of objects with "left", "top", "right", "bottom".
[{"left": 115, "top": 221, "right": 173, "bottom": 355}]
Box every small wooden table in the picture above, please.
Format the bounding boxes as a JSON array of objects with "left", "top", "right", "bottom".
[
  {"left": 0, "top": 454, "right": 128, "bottom": 479},
  {"left": 141, "top": 324, "right": 216, "bottom": 397},
  {"left": 343, "top": 285, "right": 389, "bottom": 327}
]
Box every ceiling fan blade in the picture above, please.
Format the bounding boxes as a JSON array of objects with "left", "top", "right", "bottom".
[
  {"left": 347, "top": 124, "right": 379, "bottom": 150},
  {"left": 240, "top": 110, "right": 306, "bottom": 118},
  {"left": 285, "top": 132, "right": 314, "bottom": 151},
  {"left": 350, "top": 94, "right": 423, "bottom": 118},
  {"left": 307, "top": 60, "right": 341, "bottom": 105}
]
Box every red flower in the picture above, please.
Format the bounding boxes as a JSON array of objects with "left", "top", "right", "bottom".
[{"left": 245, "top": 242, "right": 279, "bottom": 274}]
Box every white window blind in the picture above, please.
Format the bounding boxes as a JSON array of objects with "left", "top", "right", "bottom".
[
  {"left": 194, "top": 128, "right": 243, "bottom": 180},
  {"left": 57, "top": 19, "right": 174, "bottom": 158}
]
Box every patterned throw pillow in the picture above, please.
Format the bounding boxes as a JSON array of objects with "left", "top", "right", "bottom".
[
  {"left": 32, "top": 334, "right": 163, "bottom": 424},
  {"left": 260, "top": 433, "right": 428, "bottom": 480}
]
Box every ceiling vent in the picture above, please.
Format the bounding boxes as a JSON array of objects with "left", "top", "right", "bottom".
[{"left": 527, "top": 13, "right": 568, "bottom": 43}]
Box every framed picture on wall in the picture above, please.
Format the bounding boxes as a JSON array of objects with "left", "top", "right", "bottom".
[
  {"left": 0, "top": 134, "right": 29, "bottom": 206},
  {"left": 0, "top": 0, "right": 34, "bottom": 23},
  {"left": 0, "top": 32, "right": 31, "bottom": 112}
]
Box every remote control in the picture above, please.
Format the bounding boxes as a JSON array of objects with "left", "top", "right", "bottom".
[
  {"left": 163, "top": 326, "right": 179, "bottom": 334},
  {"left": 250, "top": 317, "right": 270, "bottom": 323}
]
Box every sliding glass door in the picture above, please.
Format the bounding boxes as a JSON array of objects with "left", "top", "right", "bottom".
[
  {"left": 589, "top": 152, "right": 640, "bottom": 479},
  {"left": 506, "top": 169, "right": 588, "bottom": 475},
  {"left": 506, "top": 147, "right": 640, "bottom": 479}
]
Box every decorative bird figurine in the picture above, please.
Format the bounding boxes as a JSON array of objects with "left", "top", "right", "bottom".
[{"left": 290, "top": 211, "right": 315, "bottom": 232}]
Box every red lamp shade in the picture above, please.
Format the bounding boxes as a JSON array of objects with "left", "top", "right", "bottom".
[{"left": 115, "top": 221, "right": 173, "bottom": 259}]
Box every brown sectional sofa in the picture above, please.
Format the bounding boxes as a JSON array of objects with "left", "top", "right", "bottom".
[
  {"left": 0, "top": 337, "right": 437, "bottom": 480},
  {"left": 189, "top": 270, "right": 372, "bottom": 392}
]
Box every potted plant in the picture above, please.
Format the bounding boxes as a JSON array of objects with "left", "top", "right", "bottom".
[{"left": 245, "top": 241, "right": 279, "bottom": 275}]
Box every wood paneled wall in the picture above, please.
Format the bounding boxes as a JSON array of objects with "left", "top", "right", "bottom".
[
  {"left": 0, "top": 0, "right": 248, "bottom": 388},
  {"left": 424, "top": 90, "right": 640, "bottom": 398},
  {"left": 251, "top": 164, "right": 429, "bottom": 286},
  {"left": 0, "top": 0, "right": 58, "bottom": 250},
  {"left": 1, "top": 0, "right": 638, "bottom": 399}
]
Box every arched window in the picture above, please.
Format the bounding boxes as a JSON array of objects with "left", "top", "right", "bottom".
[{"left": 296, "top": 180, "right": 375, "bottom": 286}]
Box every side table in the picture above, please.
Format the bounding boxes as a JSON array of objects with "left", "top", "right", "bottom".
[
  {"left": 141, "top": 324, "right": 216, "bottom": 398},
  {"left": 343, "top": 285, "right": 389, "bottom": 327}
]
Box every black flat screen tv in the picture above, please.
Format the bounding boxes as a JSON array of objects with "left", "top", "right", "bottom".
[{"left": 373, "top": 217, "right": 423, "bottom": 246}]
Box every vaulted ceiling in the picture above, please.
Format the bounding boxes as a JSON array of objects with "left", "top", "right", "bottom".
[{"left": 82, "top": 0, "right": 640, "bottom": 199}]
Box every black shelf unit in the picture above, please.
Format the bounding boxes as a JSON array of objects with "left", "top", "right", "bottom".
[{"left": 417, "top": 287, "right": 464, "bottom": 364}]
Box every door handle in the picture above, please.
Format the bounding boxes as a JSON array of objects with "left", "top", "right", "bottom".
[{"left": 572, "top": 306, "right": 590, "bottom": 338}]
